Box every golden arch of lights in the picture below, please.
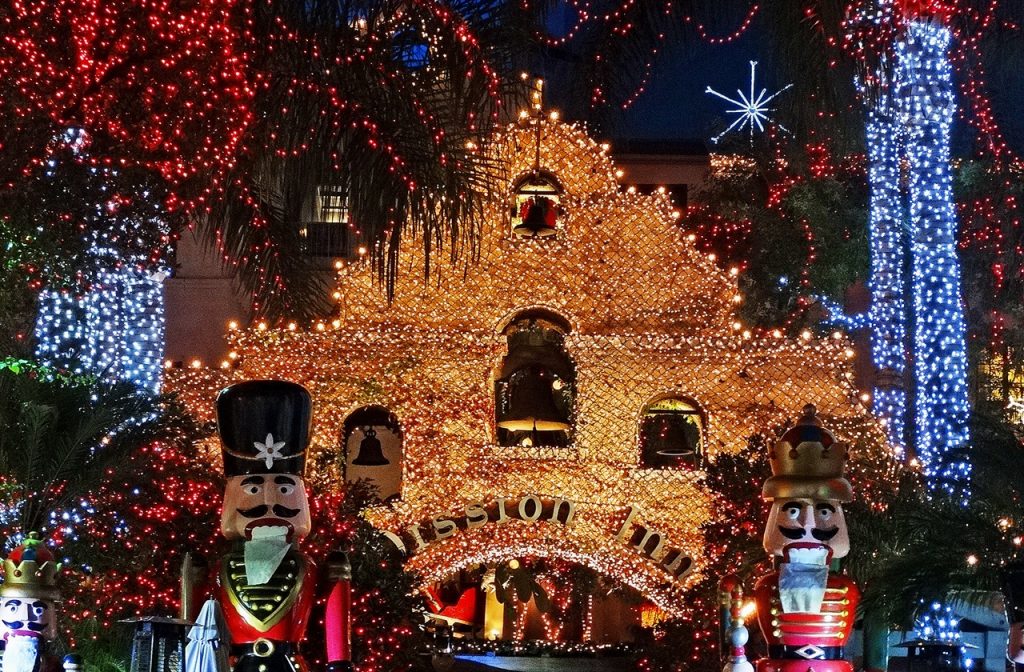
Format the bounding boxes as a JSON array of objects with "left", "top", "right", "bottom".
[{"left": 168, "top": 118, "right": 890, "bottom": 616}]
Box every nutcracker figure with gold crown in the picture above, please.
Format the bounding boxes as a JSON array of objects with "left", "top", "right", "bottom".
[
  {"left": 751, "top": 404, "right": 860, "bottom": 672},
  {"left": 0, "top": 533, "right": 62, "bottom": 672},
  {"left": 182, "top": 381, "right": 353, "bottom": 672}
]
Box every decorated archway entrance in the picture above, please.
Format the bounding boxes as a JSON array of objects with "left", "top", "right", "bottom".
[
  {"left": 369, "top": 495, "right": 698, "bottom": 644},
  {"left": 371, "top": 492, "right": 699, "bottom": 608}
]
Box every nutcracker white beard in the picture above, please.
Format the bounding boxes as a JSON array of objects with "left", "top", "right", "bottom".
[
  {"left": 778, "top": 546, "right": 830, "bottom": 614},
  {"left": 244, "top": 526, "right": 292, "bottom": 586},
  {"left": 4, "top": 633, "right": 41, "bottom": 672}
]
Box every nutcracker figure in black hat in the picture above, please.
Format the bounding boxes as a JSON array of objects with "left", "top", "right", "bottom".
[
  {"left": 751, "top": 405, "right": 860, "bottom": 672},
  {"left": 183, "top": 380, "right": 353, "bottom": 672}
]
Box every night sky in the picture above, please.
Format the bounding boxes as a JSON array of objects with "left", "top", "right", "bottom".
[{"left": 540, "top": 18, "right": 1024, "bottom": 155}]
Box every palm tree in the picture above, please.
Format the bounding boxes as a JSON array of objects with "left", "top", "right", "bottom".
[
  {"left": 191, "top": 0, "right": 531, "bottom": 316},
  {"left": 857, "top": 416, "right": 1024, "bottom": 614},
  {"left": 0, "top": 358, "right": 198, "bottom": 534}
]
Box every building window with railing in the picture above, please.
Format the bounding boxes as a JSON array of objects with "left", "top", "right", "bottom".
[{"left": 301, "top": 184, "right": 353, "bottom": 260}]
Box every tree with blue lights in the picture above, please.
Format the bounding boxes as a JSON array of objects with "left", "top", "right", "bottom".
[
  {"left": 895, "top": 7, "right": 971, "bottom": 489},
  {"left": 848, "top": 1, "right": 970, "bottom": 488}
]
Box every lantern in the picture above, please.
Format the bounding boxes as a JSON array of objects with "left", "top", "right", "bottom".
[{"left": 121, "top": 617, "right": 193, "bottom": 672}]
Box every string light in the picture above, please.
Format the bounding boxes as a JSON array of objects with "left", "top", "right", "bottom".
[
  {"left": 864, "top": 56, "right": 908, "bottom": 456},
  {"left": 166, "top": 117, "right": 893, "bottom": 614},
  {"left": 897, "top": 18, "right": 971, "bottom": 491},
  {"left": 31, "top": 141, "right": 171, "bottom": 392}
]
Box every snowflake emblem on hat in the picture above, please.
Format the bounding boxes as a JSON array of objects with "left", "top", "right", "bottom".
[{"left": 253, "top": 433, "right": 286, "bottom": 468}]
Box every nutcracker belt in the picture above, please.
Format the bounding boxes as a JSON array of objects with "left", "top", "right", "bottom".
[
  {"left": 231, "top": 639, "right": 301, "bottom": 672},
  {"left": 769, "top": 645, "right": 845, "bottom": 661}
]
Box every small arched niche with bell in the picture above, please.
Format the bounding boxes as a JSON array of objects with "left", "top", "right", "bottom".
[
  {"left": 638, "top": 397, "right": 705, "bottom": 470},
  {"left": 341, "top": 405, "right": 403, "bottom": 501},
  {"left": 510, "top": 171, "right": 562, "bottom": 239},
  {"left": 494, "top": 311, "right": 575, "bottom": 447}
]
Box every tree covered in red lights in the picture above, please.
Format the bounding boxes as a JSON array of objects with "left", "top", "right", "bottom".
[
  {"left": 0, "top": 359, "right": 425, "bottom": 670},
  {"left": 0, "top": 0, "right": 526, "bottom": 319},
  {"left": 57, "top": 449, "right": 426, "bottom": 671}
]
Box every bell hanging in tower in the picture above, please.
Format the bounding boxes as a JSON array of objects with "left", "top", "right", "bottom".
[
  {"left": 513, "top": 197, "right": 557, "bottom": 238},
  {"left": 496, "top": 365, "right": 570, "bottom": 432},
  {"left": 352, "top": 426, "right": 389, "bottom": 466},
  {"left": 646, "top": 413, "right": 698, "bottom": 459}
]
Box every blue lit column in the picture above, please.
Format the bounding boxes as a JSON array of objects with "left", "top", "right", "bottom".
[
  {"left": 865, "top": 90, "right": 908, "bottom": 456},
  {"left": 35, "top": 264, "right": 166, "bottom": 393},
  {"left": 897, "top": 20, "right": 971, "bottom": 489}
]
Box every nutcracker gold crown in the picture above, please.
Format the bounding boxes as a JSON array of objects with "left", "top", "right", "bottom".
[
  {"left": 762, "top": 404, "right": 853, "bottom": 502},
  {"left": 1, "top": 532, "right": 60, "bottom": 600}
]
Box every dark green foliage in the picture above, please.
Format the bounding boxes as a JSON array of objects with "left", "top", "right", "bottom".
[
  {"left": 855, "top": 415, "right": 1024, "bottom": 627},
  {"left": 204, "top": 0, "right": 531, "bottom": 316},
  {"left": 686, "top": 145, "right": 869, "bottom": 330},
  {"left": 0, "top": 358, "right": 198, "bottom": 533}
]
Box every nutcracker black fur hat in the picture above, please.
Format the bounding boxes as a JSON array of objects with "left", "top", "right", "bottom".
[{"left": 217, "top": 380, "right": 312, "bottom": 476}]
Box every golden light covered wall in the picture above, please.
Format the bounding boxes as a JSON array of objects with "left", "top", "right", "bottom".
[{"left": 166, "top": 117, "right": 891, "bottom": 614}]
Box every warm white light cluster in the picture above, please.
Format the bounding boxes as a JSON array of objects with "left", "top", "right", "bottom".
[{"left": 166, "top": 118, "right": 891, "bottom": 603}]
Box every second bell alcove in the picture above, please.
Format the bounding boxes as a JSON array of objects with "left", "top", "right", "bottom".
[
  {"left": 494, "top": 312, "right": 575, "bottom": 448},
  {"left": 341, "top": 405, "right": 403, "bottom": 501}
]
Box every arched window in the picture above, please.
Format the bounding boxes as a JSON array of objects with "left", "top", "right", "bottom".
[
  {"left": 342, "top": 405, "right": 403, "bottom": 501},
  {"left": 510, "top": 172, "right": 562, "bottom": 239},
  {"left": 495, "top": 312, "right": 575, "bottom": 447},
  {"left": 639, "top": 398, "right": 704, "bottom": 469}
]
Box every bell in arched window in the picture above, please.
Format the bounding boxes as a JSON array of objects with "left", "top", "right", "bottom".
[
  {"left": 352, "top": 427, "right": 389, "bottom": 466},
  {"left": 645, "top": 412, "right": 700, "bottom": 460},
  {"left": 496, "top": 365, "right": 570, "bottom": 432},
  {"left": 512, "top": 172, "right": 560, "bottom": 238},
  {"left": 513, "top": 195, "right": 557, "bottom": 238}
]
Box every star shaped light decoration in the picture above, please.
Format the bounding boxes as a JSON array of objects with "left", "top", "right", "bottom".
[
  {"left": 706, "top": 60, "right": 793, "bottom": 144},
  {"left": 253, "top": 433, "right": 286, "bottom": 469}
]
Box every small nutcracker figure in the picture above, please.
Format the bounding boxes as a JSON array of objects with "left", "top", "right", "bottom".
[
  {"left": 0, "top": 533, "right": 62, "bottom": 672},
  {"left": 183, "top": 381, "right": 353, "bottom": 672},
  {"left": 751, "top": 405, "right": 861, "bottom": 672}
]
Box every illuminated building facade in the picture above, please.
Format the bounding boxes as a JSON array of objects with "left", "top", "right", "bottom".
[{"left": 167, "top": 118, "right": 887, "bottom": 639}]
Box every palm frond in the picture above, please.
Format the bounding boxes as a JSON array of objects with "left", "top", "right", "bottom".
[
  {"left": 194, "top": 0, "right": 529, "bottom": 317},
  {"left": 0, "top": 360, "right": 202, "bottom": 533}
]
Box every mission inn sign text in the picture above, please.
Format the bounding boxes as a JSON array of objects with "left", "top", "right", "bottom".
[{"left": 378, "top": 494, "right": 694, "bottom": 583}]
